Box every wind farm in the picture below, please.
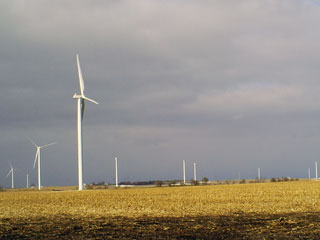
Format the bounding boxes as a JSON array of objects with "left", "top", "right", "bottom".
[
  {"left": 1, "top": 53, "right": 320, "bottom": 239},
  {"left": 3, "top": 1, "right": 320, "bottom": 238}
]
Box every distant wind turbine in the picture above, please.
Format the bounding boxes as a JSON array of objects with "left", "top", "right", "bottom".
[
  {"left": 308, "top": 168, "right": 311, "bottom": 180},
  {"left": 29, "top": 138, "right": 56, "bottom": 190},
  {"left": 73, "top": 54, "right": 99, "bottom": 190},
  {"left": 183, "top": 160, "right": 186, "bottom": 184},
  {"left": 115, "top": 157, "right": 118, "bottom": 187},
  {"left": 6, "top": 162, "right": 14, "bottom": 189}
]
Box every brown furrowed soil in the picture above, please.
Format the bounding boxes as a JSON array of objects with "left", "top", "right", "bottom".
[{"left": 1, "top": 181, "right": 320, "bottom": 239}]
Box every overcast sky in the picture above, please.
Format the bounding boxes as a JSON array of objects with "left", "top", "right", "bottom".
[{"left": 1, "top": 0, "right": 320, "bottom": 188}]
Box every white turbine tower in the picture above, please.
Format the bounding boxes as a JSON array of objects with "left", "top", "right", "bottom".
[
  {"left": 73, "top": 54, "right": 99, "bottom": 190},
  {"left": 183, "top": 160, "right": 186, "bottom": 184},
  {"left": 29, "top": 139, "right": 56, "bottom": 190},
  {"left": 6, "top": 163, "right": 14, "bottom": 189},
  {"left": 115, "top": 157, "right": 118, "bottom": 188},
  {"left": 193, "top": 163, "right": 197, "bottom": 182},
  {"left": 315, "top": 161, "right": 318, "bottom": 180},
  {"left": 258, "top": 168, "right": 261, "bottom": 181}
]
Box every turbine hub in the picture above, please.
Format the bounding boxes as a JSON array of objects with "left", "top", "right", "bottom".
[{"left": 73, "top": 93, "right": 81, "bottom": 99}]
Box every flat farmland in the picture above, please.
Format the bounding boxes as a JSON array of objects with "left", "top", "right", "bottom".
[{"left": 1, "top": 181, "right": 320, "bottom": 239}]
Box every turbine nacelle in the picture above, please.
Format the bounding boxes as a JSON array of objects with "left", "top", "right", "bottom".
[
  {"left": 73, "top": 93, "right": 81, "bottom": 99},
  {"left": 73, "top": 93, "right": 99, "bottom": 105}
]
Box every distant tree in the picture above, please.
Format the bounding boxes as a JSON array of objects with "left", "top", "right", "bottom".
[
  {"left": 191, "top": 180, "right": 199, "bottom": 186},
  {"left": 202, "top": 177, "right": 209, "bottom": 184},
  {"left": 156, "top": 181, "right": 163, "bottom": 187},
  {"left": 239, "top": 179, "right": 246, "bottom": 184},
  {"left": 270, "top": 177, "right": 277, "bottom": 182}
]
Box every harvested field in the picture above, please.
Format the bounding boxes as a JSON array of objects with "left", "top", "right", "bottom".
[{"left": 1, "top": 181, "right": 320, "bottom": 239}]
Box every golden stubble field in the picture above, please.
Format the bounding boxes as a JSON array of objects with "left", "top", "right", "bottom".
[{"left": 1, "top": 181, "right": 320, "bottom": 239}]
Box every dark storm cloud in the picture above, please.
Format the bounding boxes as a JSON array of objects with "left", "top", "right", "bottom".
[{"left": 1, "top": 0, "right": 320, "bottom": 187}]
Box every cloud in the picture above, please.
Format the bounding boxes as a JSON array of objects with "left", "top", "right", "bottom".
[
  {"left": 185, "top": 84, "right": 305, "bottom": 114},
  {"left": 1, "top": 0, "right": 320, "bottom": 187}
]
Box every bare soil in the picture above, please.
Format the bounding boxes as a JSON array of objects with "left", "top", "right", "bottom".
[{"left": 1, "top": 212, "right": 320, "bottom": 239}]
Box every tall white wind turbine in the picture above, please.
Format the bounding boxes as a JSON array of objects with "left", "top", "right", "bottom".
[
  {"left": 73, "top": 54, "right": 99, "bottom": 190},
  {"left": 29, "top": 138, "right": 56, "bottom": 190},
  {"left": 6, "top": 163, "right": 14, "bottom": 189}
]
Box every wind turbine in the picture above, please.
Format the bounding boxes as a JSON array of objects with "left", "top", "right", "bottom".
[
  {"left": 115, "top": 157, "right": 118, "bottom": 187},
  {"left": 183, "top": 160, "right": 186, "bottom": 185},
  {"left": 29, "top": 138, "right": 56, "bottom": 190},
  {"left": 73, "top": 54, "right": 99, "bottom": 190},
  {"left": 6, "top": 163, "right": 14, "bottom": 189}
]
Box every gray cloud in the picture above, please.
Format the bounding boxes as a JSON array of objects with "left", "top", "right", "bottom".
[{"left": 1, "top": 0, "right": 320, "bottom": 187}]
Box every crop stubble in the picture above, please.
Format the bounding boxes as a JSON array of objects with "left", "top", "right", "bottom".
[{"left": 1, "top": 181, "right": 320, "bottom": 239}]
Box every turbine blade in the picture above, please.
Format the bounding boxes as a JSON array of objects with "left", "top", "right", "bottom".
[
  {"left": 6, "top": 169, "right": 12, "bottom": 178},
  {"left": 9, "top": 161, "right": 13, "bottom": 169},
  {"left": 40, "top": 142, "right": 57, "bottom": 148},
  {"left": 33, "top": 150, "right": 38, "bottom": 169},
  {"left": 27, "top": 136, "right": 38, "bottom": 147},
  {"left": 83, "top": 96, "right": 99, "bottom": 105},
  {"left": 76, "top": 54, "right": 85, "bottom": 96},
  {"left": 81, "top": 99, "right": 85, "bottom": 120}
]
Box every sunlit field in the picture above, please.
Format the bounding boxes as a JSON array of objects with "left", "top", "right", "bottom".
[{"left": 1, "top": 181, "right": 320, "bottom": 239}]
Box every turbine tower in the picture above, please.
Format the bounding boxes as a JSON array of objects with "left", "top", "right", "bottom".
[
  {"left": 115, "top": 157, "right": 118, "bottom": 187},
  {"left": 258, "top": 168, "right": 261, "bottom": 181},
  {"left": 193, "top": 162, "right": 197, "bottom": 182},
  {"left": 6, "top": 163, "right": 14, "bottom": 189},
  {"left": 183, "top": 160, "right": 186, "bottom": 184},
  {"left": 73, "top": 54, "right": 99, "bottom": 190},
  {"left": 29, "top": 138, "right": 56, "bottom": 190},
  {"left": 315, "top": 161, "right": 318, "bottom": 180}
]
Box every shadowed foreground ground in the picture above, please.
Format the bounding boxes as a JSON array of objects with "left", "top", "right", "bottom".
[{"left": 1, "top": 212, "right": 320, "bottom": 239}]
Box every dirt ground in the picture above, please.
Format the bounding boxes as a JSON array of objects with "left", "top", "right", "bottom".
[
  {"left": 1, "top": 212, "right": 320, "bottom": 239},
  {"left": 2, "top": 182, "right": 320, "bottom": 239}
]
